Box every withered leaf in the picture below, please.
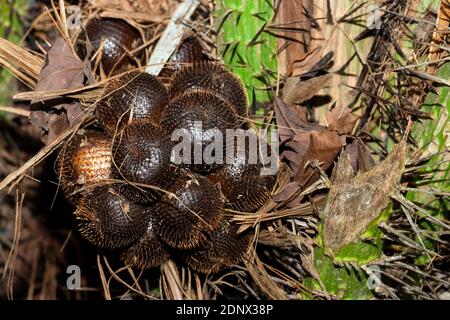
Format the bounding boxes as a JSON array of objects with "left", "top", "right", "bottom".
[
  {"left": 274, "top": 97, "right": 322, "bottom": 144},
  {"left": 291, "top": 46, "right": 323, "bottom": 77},
  {"left": 323, "top": 141, "right": 407, "bottom": 255},
  {"left": 275, "top": 97, "right": 347, "bottom": 188},
  {"left": 35, "top": 37, "right": 85, "bottom": 93},
  {"left": 300, "top": 51, "right": 334, "bottom": 80},
  {"left": 345, "top": 139, "right": 375, "bottom": 173},
  {"left": 326, "top": 103, "right": 357, "bottom": 135},
  {"left": 30, "top": 111, "right": 69, "bottom": 145},
  {"left": 30, "top": 37, "right": 86, "bottom": 144},
  {"left": 288, "top": 130, "right": 346, "bottom": 185},
  {"left": 45, "top": 113, "right": 69, "bottom": 145},
  {"left": 282, "top": 74, "right": 332, "bottom": 106}
]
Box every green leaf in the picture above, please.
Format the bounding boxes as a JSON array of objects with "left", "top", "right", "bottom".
[
  {"left": 215, "top": 0, "right": 278, "bottom": 107},
  {"left": 407, "top": 61, "right": 450, "bottom": 226},
  {"left": 303, "top": 246, "right": 373, "bottom": 300},
  {"left": 0, "top": 0, "right": 28, "bottom": 116},
  {"left": 333, "top": 205, "right": 392, "bottom": 264}
]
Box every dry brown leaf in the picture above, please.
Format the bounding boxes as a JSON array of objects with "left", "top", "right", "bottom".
[
  {"left": 288, "top": 130, "right": 346, "bottom": 185},
  {"left": 275, "top": 98, "right": 349, "bottom": 194},
  {"left": 326, "top": 103, "right": 357, "bottom": 135},
  {"left": 345, "top": 139, "right": 375, "bottom": 173},
  {"left": 30, "top": 37, "right": 87, "bottom": 144},
  {"left": 274, "top": 0, "right": 313, "bottom": 77},
  {"left": 291, "top": 46, "right": 323, "bottom": 77},
  {"left": 34, "top": 38, "right": 84, "bottom": 94},
  {"left": 274, "top": 97, "right": 321, "bottom": 144},
  {"left": 323, "top": 141, "right": 407, "bottom": 254},
  {"left": 282, "top": 74, "right": 332, "bottom": 106}
]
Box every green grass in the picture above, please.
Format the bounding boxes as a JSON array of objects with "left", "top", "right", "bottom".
[
  {"left": 215, "top": 0, "right": 278, "bottom": 112},
  {"left": 0, "top": 0, "right": 28, "bottom": 116}
]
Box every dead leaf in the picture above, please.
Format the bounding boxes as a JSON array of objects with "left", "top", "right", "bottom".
[
  {"left": 275, "top": 98, "right": 347, "bottom": 188},
  {"left": 274, "top": 97, "right": 322, "bottom": 144},
  {"left": 274, "top": 0, "right": 313, "bottom": 77},
  {"left": 44, "top": 113, "right": 69, "bottom": 145},
  {"left": 323, "top": 141, "right": 407, "bottom": 255},
  {"left": 282, "top": 74, "right": 332, "bottom": 105},
  {"left": 326, "top": 103, "right": 357, "bottom": 135},
  {"left": 300, "top": 51, "right": 334, "bottom": 80},
  {"left": 288, "top": 130, "right": 346, "bottom": 185},
  {"left": 345, "top": 139, "right": 375, "bottom": 173},
  {"left": 35, "top": 37, "right": 84, "bottom": 94},
  {"left": 30, "top": 37, "right": 87, "bottom": 144},
  {"left": 291, "top": 46, "right": 323, "bottom": 77}
]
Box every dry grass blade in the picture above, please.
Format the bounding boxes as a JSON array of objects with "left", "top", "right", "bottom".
[
  {"left": 161, "top": 260, "right": 185, "bottom": 300},
  {"left": 379, "top": 222, "right": 439, "bottom": 257},
  {"left": 243, "top": 255, "right": 287, "bottom": 300},
  {"left": 0, "top": 38, "right": 44, "bottom": 88},
  {"left": 102, "top": 257, "right": 157, "bottom": 300},
  {"left": 96, "top": 255, "right": 112, "bottom": 300},
  {"left": 231, "top": 199, "right": 316, "bottom": 225},
  {"left": 194, "top": 274, "right": 206, "bottom": 300},
  {"left": 0, "top": 106, "right": 30, "bottom": 117},
  {"left": 392, "top": 192, "right": 450, "bottom": 230},
  {"left": 12, "top": 66, "right": 153, "bottom": 102},
  {"left": 393, "top": 261, "right": 449, "bottom": 285},
  {"left": 404, "top": 69, "right": 450, "bottom": 87},
  {"left": 13, "top": 84, "right": 104, "bottom": 102},
  {"left": 397, "top": 197, "right": 430, "bottom": 258},
  {"left": 3, "top": 191, "right": 24, "bottom": 300}
]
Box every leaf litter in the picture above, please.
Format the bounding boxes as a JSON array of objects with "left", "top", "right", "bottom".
[{"left": 30, "top": 37, "right": 89, "bottom": 144}]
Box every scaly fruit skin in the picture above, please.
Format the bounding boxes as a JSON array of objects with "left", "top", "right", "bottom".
[{"left": 215, "top": 0, "right": 278, "bottom": 112}]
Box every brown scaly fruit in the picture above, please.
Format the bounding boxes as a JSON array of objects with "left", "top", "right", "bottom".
[
  {"left": 168, "top": 62, "right": 248, "bottom": 118},
  {"left": 97, "top": 71, "right": 169, "bottom": 134},
  {"left": 152, "top": 171, "right": 224, "bottom": 249},
  {"left": 184, "top": 219, "right": 254, "bottom": 274},
  {"left": 75, "top": 186, "right": 151, "bottom": 249},
  {"left": 57, "top": 130, "right": 112, "bottom": 203},
  {"left": 120, "top": 217, "right": 171, "bottom": 269}
]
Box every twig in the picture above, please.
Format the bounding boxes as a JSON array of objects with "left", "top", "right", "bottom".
[
  {"left": 96, "top": 255, "right": 111, "bottom": 300},
  {"left": 146, "top": 0, "right": 200, "bottom": 75},
  {"left": 0, "top": 106, "right": 30, "bottom": 117}
]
